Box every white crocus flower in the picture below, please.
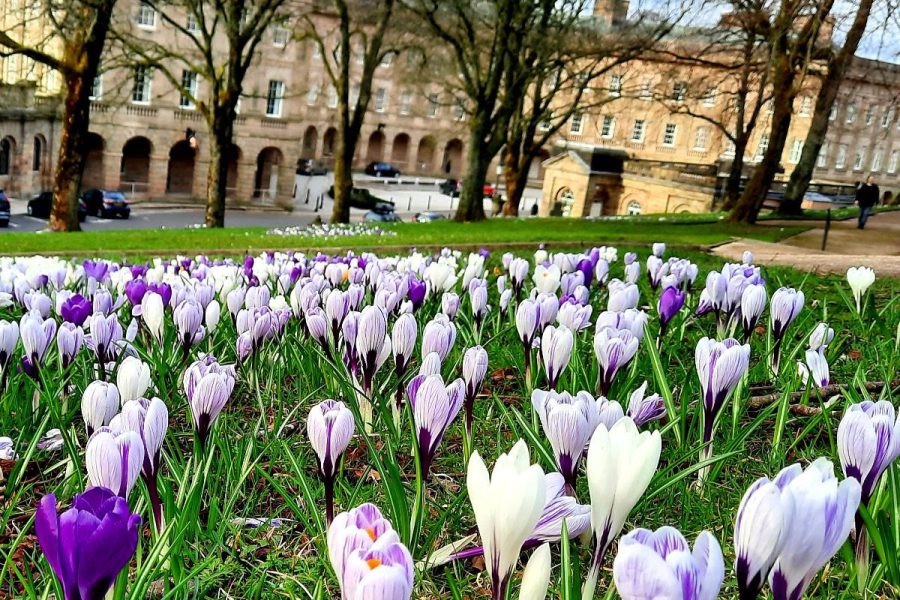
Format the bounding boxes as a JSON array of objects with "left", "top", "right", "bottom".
[{"left": 846, "top": 266, "right": 875, "bottom": 313}]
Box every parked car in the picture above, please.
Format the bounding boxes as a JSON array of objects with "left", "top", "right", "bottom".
[
  {"left": 296, "top": 158, "right": 329, "bottom": 176},
  {"left": 326, "top": 185, "right": 395, "bottom": 211},
  {"left": 438, "top": 178, "right": 495, "bottom": 198},
  {"left": 364, "top": 162, "right": 401, "bottom": 178},
  {"left": 365, "top": 209, "right": 401, "bottom": 222},
  {"left": 80, "top": 189, "right": 131, "bottom": 219},
  {"left": 414, "top": 211, "right": 446, "bottom": 223},
  {"left": 27, "top": 191, "right": 88, "bottom": 222},
  {"left": 0, "top": 190, "right": 9, "bottom": 227}
]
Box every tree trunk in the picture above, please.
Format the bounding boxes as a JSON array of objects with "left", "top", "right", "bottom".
[
  {"left": 501, "top": 154, "right": 533, "bottom": 217},
  {"left": 49, "top": 73, "right": 92, "bottom": 232},
  {"left": 455, "top": 118, "right": 491, "bottom": 222},
  {"left": 205, "top": 116, "right": 233, "bottom": 228},
  {"left": 331, "top": 127, "right": 354, "bottom": 223},
  {"left": 779, "top": 0, "right": 874, "bottom": 215},
  {"left": 721, "top": 140, "right": 748, "bottom": 210}
]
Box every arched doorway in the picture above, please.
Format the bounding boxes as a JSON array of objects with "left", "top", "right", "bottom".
[
  {"left": 302, "top": 126, "right": 318, "bottom": 158},
  {"left": 82, "top": 133, "right": 105, "bottom": 189},
  {"left": 366, "top": 131, "right": 385, "bottom": 163},
  {"left": 627, "top": 200, "right": 642, "bottom": 215},
  {"left": 167, "top": 140, "right": 196, "bottom": 195},
  {"left": 0, "top": 136, "right": 15, "bottom": 177},
  {"left": 391, "top": 133, "right": 410, "bottom": 169},
  {"left": 120, "top": 137, "right": 153, "bottom": 193},
  {"left": 226, "top": 145, "right": 241, "bottom": 195},
  {"left": 416, "top": 136, "right": 436, "bottom": 173},
  {"left": 32, "top": 135, "right": 48, "bottom": 173},
  {"left": 254, "top": 147, "right": 284, "bottom": 200},
  {"left": 323, "top": 127, "right": 337, "bottom": 157},
  {"left": 441, "top": 138, "right": 463, "bottom": 176},
  {"left": 551, "top": 187, "right": 576, "bottom": 217}
]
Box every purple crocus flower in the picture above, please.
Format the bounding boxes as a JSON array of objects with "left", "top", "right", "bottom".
[
  {"left": 0, "top": 320, "right": 18, "bottom": 373},
  {"left": 173, "top": 300, "right": 205, "bottom": 356},
  {"left": 808, "top": 322, "right": 834, "bottom": 352},
  {"left": 407, "top": 277, "right": 426, "bottom": 311},
  {"left": 576, "top": 258, "right": 593, "bottom": 289},
  {"left": 462, "top": 345, "right": 489, "bottom": 442},
  {"left": 57, "top": 323, "right": 85, "bottom": 369},
  {"left": 114, "top": 397, "right": 168, "bottom": 529},
  {"left": 656, "top": 286, "right": 685, "bottom": 338},
  {"left": 593, "top": 327, "right": 639, "bottom": 396},
  {"left": 798, "top": 349, "right": 829, "bottom": 389},
  {"left": 85, "top": 428, "right": 144, "bottom": 499},
  {"left": 83, "top": 259, "right": 110, "bottom": 283},
  {"left": 532, "top": 389, "right": 599, "bottom": 493},
  {"left": 35, "top": 487, "right": 141, "bottom": 600},
  {"left": 81, "top": 381, "right": 120, "bottom": 438},
  {"left": 540, "top": 324, "right": 573, "bottom": 390},
  {"left": 421, "top": 314, "right": 456, "bottom": 362},
  {"left": 87, "top": 312, "right": 122, "bottom": 366},
  {"left": 356, "top": 306, "right": 391, "bottom": 397},
  {"left": 61, "top": 294, "right": 92, "bottom": 326},
  {"left": 607, "top": 280, "right": 639, "bottom": 312},
  {"left": 770, "top": 288, "right": 804, "bottom": 371},
  {"left": 21, "top": 311, "right": 57, "bottom": 380},
  {"left": 325, "top": 290, "right": 351, "bottom": 344},
  {"left": 695, "top": 337, "right": 750, "bottom": 463},
  {"left": 469, "top": 279, "right": 489, "bottom": 331},
  {"left": 626, "top": 381, "right": 665, "bottom": 426},
  {"left": 92, "top": 289, "right": 114, "bottom": 316},
  {"left": 441, "top": 292, "right": 460, "bottom": 320},
  {"left": 557, "top": 301, "right": 592, "bottom": 332},
  {"left": 741, "top": 284, "right": 768, "bottom": 342},
  {"left": 838, "top": 400, "right": 900, "bottom": 506},
  {"left": 306, "top": 308, "right": 331, "bottom": 358},
  {"left": 147, "top": 282, "right": 172, "bottom": 307},
  {"left": 516, "top": 299, "right": 541, "bottom": 380},
  {"left": 391, "top": 313, "right": 418, "bottom": 408},
  {"left": 184, "top": 358, "right": 237, "bottom": 446},
  {"left": 408, "top": 374, "right": 465, "bottom": 478},
  {"left": 308, "top": 399, "right": 355, "bottom": 523},
  {"left": 613, "top": 526, "right": 724, "bottom": 600}
]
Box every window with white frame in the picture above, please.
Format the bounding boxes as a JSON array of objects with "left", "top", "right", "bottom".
[
  {"left": 273, "top": 26, "right": 289, "bottom": 47},
  {"left": 399, "top": 91, "right": 411, "bottom": 115},
  {"left": 889, "top": 149, "right": 899, "bottom": 174},
  {"left": 631, "top": 119, "right": 645, "bottom": 143},
  {"left": 452, "top": 101, "right": 465, "bottom": 121},
  {"left": 266, "top": 80, "right": 284, "bottom": 117},
  {"left": 835, "top": 145, "right": 847, "bottom": 169},
  {"left": 703, "top": 87, "right": 716, "bottom": 107},
  {"left": 306, "top": 83, "right": 320, "bottom": 105},
  {"left": 640, "top": 80, "right": 652, "bottom": 101},
  {"left": 865, "top": 107, "right": 875, "bottom": 126},
  {"left": 853, "top": 146, "right": 868, "bottom": 171},
  {"left": 829, "top": 103, "right": 838, "bottom": 121},
  {"left": 186, "top": 14, "right": 199, "bottom": 33},
  {"left": 816, "top": 143, "right": 828, "bottom": 168},
  {"left": 374, "top": 87, "right": 387, "bottom": 113},
  {"left": 427, "top": 94, "right": 439, "bottom": 117},
  {"left": 627, "top": 200, "right": 642, "bottom": 215},
  {"left": 600, "top": 115, "right": 615, "bottom": 138},
  {"left": 693, "top": 126, "right": 708, "bottom": 150},
  {"left": 872, "top": 146, "right": 883, "bottom": 171},
  {"left": 661, "top": 123, "right": 677, "bottom": 146},
  {"left": 327, "top": 85, "right": 338, "bottom": 108},
  {"left": 608, "top": 75, "right": 622, "bottom": 97},
  {"left": 672, "top": 82, "right": 686, "bottom": 102},
  {"left": 136, "top": 2, "right": 156, "bottom": 27},
  {"left": 755, "top": 135, "right": 769, "bottom": 160},
  {"left": 798, "top": 96, "right": 812, "bottom": 116},
  {"left": 179, "top": 70, "right": 198, "bottom": 109},
  {"left": 89, "top": 74, "right": 102, "bottom": 100},
  {"left": 569, "top": 113, "right": 585, "bottom": 135},
  {"left": 882, "top": 107, "right": 894, "bottom": 128},
  {"left": 788, "top": 138, "right": 803, "bottom": 164},
  {"left": 131, "top": 65, "right": 151, "bottom": 104},
  {"left": 846, "top": 103, "right": 856, "bottom": 123}
]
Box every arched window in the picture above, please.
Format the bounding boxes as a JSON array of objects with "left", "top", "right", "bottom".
[
  {"left": 627, "top": 200, "right": 642, "bottom": 215},
  {"left": 0, "top": 138, "right": 11, "bottom": 175},
  {"left": 555, "top": 187, "right": 576, "bottom": 217},
  {"left": 33, "top": 136, "right": 42, "bottom": 171}
]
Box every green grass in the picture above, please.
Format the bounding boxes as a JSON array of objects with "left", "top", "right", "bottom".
[{"left": 0, "top": 217, "right": 807, "bottom": 258}]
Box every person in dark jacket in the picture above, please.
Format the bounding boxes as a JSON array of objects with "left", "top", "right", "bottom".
[{"left": 856, "top": 175, "right": 879, "bottom": 229}]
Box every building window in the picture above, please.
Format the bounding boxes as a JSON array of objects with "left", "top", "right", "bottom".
[
  {"left": 846, "top": 103, "right": 857, "bottom": 123},
  {"left": 889, "top": 149, "right": 898, "bottom": 174},
  {"left": 865, "top": 107, "right": 875, "bottom": 126},
  {"left": 661, "top": 123, "right": 677, "bottom": 147},
  {"left": 882, "top": 107, "right": 894, "bottom": 128},
  {"left": 0, "top": 139, "right": 10, "bottom": 176},
  {"left": 600, "top": 115, "right": 615, "bottom": 138},
  {"left": 327, "top": 85, "right": 338, "bottom": 108},
  {"left": 693, "top": 126, "right": 708, "bottom": 150},
  {"left": 186, "top": 14, "right": 199, "bottom": 33},
  {"left": 89, "top": 74, "right": 102, "bottom": 100},
  {"left": 355, "top": 41, "right": 365, "bottom": 65},
  {"left": 816, "top": 144, "right": 827, "bottom": 168},
  {"left": 829, "top": 103, "right": 838, "bottom": 121},
  {"left": 32, "top": 136, "right": 41, "bottom": 171},
  {"left": 380, "top": 52, "right": 393, "bottom": 67},
  {"left": 627, "top": 200, "right": 642, "bottom": 215},
  {"left": 399, "top": 91, "right": 412, "bottom": 115},
  {"left": 266, "top": 80, "right": 284, "bottom": 117},
  {"left": 350, "top": 85, "right": 359, "bottom": 106},
  {"left": 853, "top": 146, "right": 867, "bottom": 171},
  {"left": 631, "top": 119, "right": 645, "bottom": 143},
  {"left": 608, "top": 75, "right": 622, "bottom": 97},
  {"left": 723, "top": 139, "right": 736, "bottom": 157},
  {"left": 306, "top": 83, "right": 320, "bottom": 105},
  {"left": 131, "top": 65, "right": 151, "bottom": 104},
  {"left": 427, "top": 94, "right": 439, "bottom": 117},
  {"left": 788, "top": 138, "right": 803, "bottom": 164},
  {"left": 569, "top": 113, "right": 585, "bottom": 135},
  {"left": 798, "top": 96, "right": 812, "bottom": 116},
  {"left": 703, "top": 88, "right": 716, "bottom": 107},
  {"left": 136, "top": 2, "right": 156, "bottom": 28},
  {"left": 273, "top": 26, "right": 289, "bottom": 47},
  {"left": 835, "top": 144, "right": 847, "bottom": 169},
  {"left": 755, "top": 135, "right": 769, "bottom": 160},
  {"left": 555, "top": 187, "right": 576, "bottom": 217},
  {"left": 5, "top": 55, "right": 19, "bottom": 82},
  {"left": 374, "top": 87, "right": 387, "bottom": 113},
  {"left": 452, "top": 100, "right": 465, "bottom": 121},
  {"left": 640, "top": 80, "right": 652, "bottom": 101},
  {"left": 179, "top": 70, "right": 198, "bottom": 109},
  {"left": 871, "top": 146, "right": 883, "bottom": 171},
  {"left": 671, "top": 82, "right": 686, "bottom": 102}
]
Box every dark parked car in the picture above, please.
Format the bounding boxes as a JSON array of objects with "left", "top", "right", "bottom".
[
  {"left": 326, "top": 186, "right": 395, "bottom": 211},
  {"left": 296, "top": 158, "right": 329, "bottom": 176},
  {"left": 365, "top": 209, "right": 401, "bottom": 222},
  {"left": 0, "top": 190, "right": 9, "bottom": 227},
  {"left": 439, "top": 178, "right": 495, "bottom": 198},
  {"left": 81, "top": 189, "right": 131, "bottom": 219},
  {"left": 27, "top": 192, "right": 88, "bottom": 222},
  {"left": 414, "top": 211, "right": 446, "bottom": 223},
  {"left": 364, "top": 162, "right": 401, "bottom": 178}
]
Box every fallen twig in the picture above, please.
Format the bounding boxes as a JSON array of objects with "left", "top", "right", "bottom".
[{"left": 746, "top": 379, "right": 900, "bottom": 413}]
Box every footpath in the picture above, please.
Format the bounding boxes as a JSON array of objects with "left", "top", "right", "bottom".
[{"left": 712, "top": 210, "right": 900, "bottom": 278}]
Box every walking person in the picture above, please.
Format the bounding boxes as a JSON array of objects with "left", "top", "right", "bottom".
[{"left": 855, "top": 175, "right": 879, "bottom": 229}]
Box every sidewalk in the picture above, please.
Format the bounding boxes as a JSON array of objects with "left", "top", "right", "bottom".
[{"left": 712, "top": 210, "right": 900, "bottom": 277}]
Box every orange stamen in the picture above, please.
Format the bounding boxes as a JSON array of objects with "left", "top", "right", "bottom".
[
  {"left": 365, "top": 527, "right": 376, "bottom": 541},
  {"left": 366, "top": 558, "right": 382, "bottom": 570}
]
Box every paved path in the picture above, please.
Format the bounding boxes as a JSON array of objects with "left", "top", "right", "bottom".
[{"left": 712, "top": 211, "right": 900, "bottom": 277}]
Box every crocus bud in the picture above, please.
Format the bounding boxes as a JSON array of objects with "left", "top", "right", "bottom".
[
  {"left": 441, "top": 292, "right": 460, "bottom": 319},
  {"left": 798, "top": 348, "right": 829, "bottom": 389},
  {"left": 116, "top": 357, "right": 151, "bottom": 403},
  {"left": 540, "top": 325, "right": 574, "bottom": 390},
  {"left": 356, "top": 306, "right": 391, "bottom": 394},
  {"left": 184, "top": 358, "right": 236, "bottom": 445},
  {"left": 846, "top": 266, "right": 875, "bottom": 313},
  {"left": 625, "top": 381, "right": 665, "bottom": 426},
  {"left": 695, "top": 337, "right": 750, "bottom": 456},
  {"left": 57, "top": 322, "right": 84, "bottom": 368},
  {"left": 391, "top": 313, "right": 418, "bottom": 375},
  {"left": 85, "top": 428, "right": 145, "bottom": 499},
  {"left": 409, "top": 374, "right": 465, "bottom": 478},
  {"left": 838, "top": 400, "right": 900, "bottom": 505},
  {"left": 651, "top": 242, "right": 666, "bottom": 258},
  {"left": 308, "top": 399, "right": 355, "bottom": 482},
  {"left": 141, "top": 292, "right": 165, "bottom": 342},
  {"left": 656, "top": 286, "right": 685, "bottom": 334},
  {"left": 0, "top": 320, "right": 19, "bottom": 371},
  {"left": 60, "top": 293, "right": 92, "bottom": 326},
  {"left": 81, "top": 381, "right": 120, "bottom": 437},
  {"left": 593, "top": 327, "right": 639, "bottom": 396},
  {"left": 419, "top": 351, "right": 441, "bottom": 376},
  {"left": 741, "top": 284, "right": 768, "bottom": 340},
  {"left": 174, "top": 299, "right": 205, "bottom": 353},
  {"left": 770, "top": 287, "right": 804, "bottom": 342},
  {"left": 421, "top": 314, "right": 456, "bottom": 361},
  {"left": 607, "top": 281, "right": 639, "bottom": 312},
  {"left": 808, "top": 322, "right": 834, "bottom": 352},
  {"left": 532, "top": 389, "right": 599, "bottom": 493},
  {"left": 205, "top": 300, "right": 221, "bottom": 332},
  {"left": 519, "top": 544, "right": 552, "bottom": 600}
]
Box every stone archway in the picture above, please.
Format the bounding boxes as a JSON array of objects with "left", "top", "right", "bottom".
[
  {"left": 0, "top": 136, "right": 15, "bottom": 178},
  {"left": 254, "top": 147, "right": 284, "bottom": 200},
  {"left": 391, "top": 133, "right": 410, "bottom": 169},
  {"left": 416, "top": 136, "right": 436, "bottom": 173},
  {"left": 441, "top": 138, "right": 463, "bottom": 176},
  {"left": 121, "top": 137, "right": 153, "bottom": 193},
  {"left": 551, "top": 186, "right": 576, "bottom": 217},
  {"left": 323, "top": 127, "right": 337, "bottom": 157},
  {"left": 166, "top": 140, "right": 196, "bottom": 195},
  {"left": 82, "top": 133, "right": 106, "bottom": 189},
  {"left": 366, "top": 130, "right": 385, "bottom": 163},
  {"left": 302, "top": 126, "right": 318, "bottom": 158}
]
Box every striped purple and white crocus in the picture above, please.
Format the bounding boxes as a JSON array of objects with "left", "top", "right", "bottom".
[
  {"left": 540, "top": 325, "right": 574, "bottom": 390},
  {"left": 770, "top": 288, "right": 804, "bottom": 372},
  {"left": 408, "top": 374, "right": 465, "bottom": 479},
  {"left": 462, "top": 346, "right": 489, "bottom": 445},
  {"left": 516, "top": 299, "right": 541, "bottom": 383},
  {"left": 183, "top": 357, "right": 237, "bottom": 446},
  {"left": 308, "top": 399, "right": 355, "bottom": 523},
  {"left": 113, "top": 397, "right": 169, "bottom": 529},
  {"left": 626, "top": 381, "right": 666, "bottom": 426},
  {"left": 593, "top": 326, "right": 640, "bottom": 396},
  {"left": 695, "top": 337, "right": 750, "bottom": 470},
  {"left": 85, "top": 428, "right": 145, "bottom": 500},
  {"left": 532, "top": 389, "right": 599, "bottom": 494},
  {"left": 20, "top": 311, "right": 56, "bottom": 381}
]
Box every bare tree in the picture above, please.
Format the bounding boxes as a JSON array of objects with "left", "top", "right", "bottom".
[
  {"left": 729, "top": 0, "right": 835, "bottom": 224},
  {"left": 112, "top": 0, "right": 293, "bottom": 227},
  {"left": 298, "top": 0, "right": 398, "bottom": 224},
  {"left": 778, "top": 0, "right": 877, "bottom": 214},
  {"left": 0, "top": 0, "right": 120, "bottom": 231}
]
